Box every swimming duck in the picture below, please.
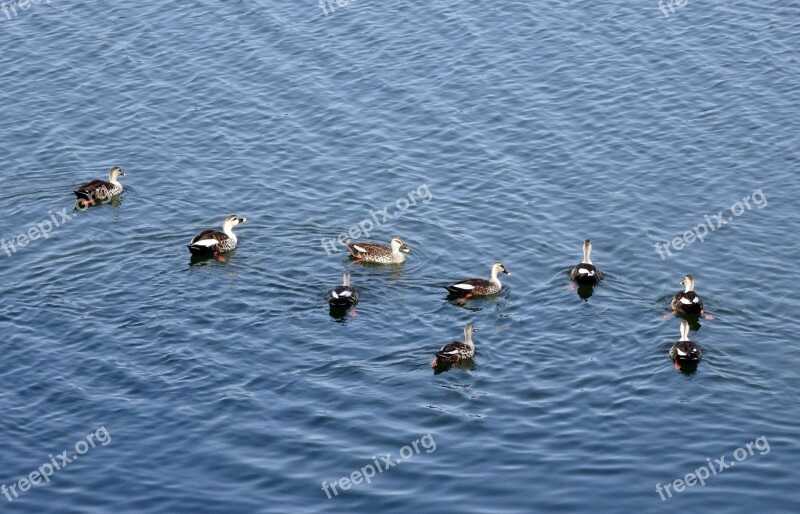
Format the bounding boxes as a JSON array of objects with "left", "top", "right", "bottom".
[
  {"left": 431, "top": 323, "right": 476, "bottom": 366},
  {"left": 671, "top": 275, "right": 704, "bottom": 316},
  {"left": 187, "top": 215, "right": 246, "bottom": 255},
  {"left": 444, "top": 262, "right": 510, "bottom": 297},
  {"left": 570, "top": 239, "right": 602, "bottom": 285},
  {"left": 670, "top": 319, "right": 702, "bottom": 365},
  {"left": 344, "top": 237, "right": 410, "bottom": 264},
  {"left": 74, "top": 166, "right": 125, "bottom": 203},
  {"left": 327, "top": 272, "right": 359, "bottom": 309}
]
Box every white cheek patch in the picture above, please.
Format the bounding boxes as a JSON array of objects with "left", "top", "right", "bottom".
[
  {"left": 680, "top": 297, "right": 692, "bottom": 305},
  {"left": 452, "top": 283, "right": 475, "bottom": 290},
  {"left": 353, "top": 244, "right": 367, "bottom": 253},
  {"left": 193, "top": 239, "right": 218, "bottom": 247}
]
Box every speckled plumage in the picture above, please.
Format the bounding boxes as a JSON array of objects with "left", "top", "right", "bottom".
[
  {"left": 444, "top": 263, "right": 510, "bottom": 297},
  {"left": 187, "top": 215, "right": 246, "bottom": 255},
  {"left": 433, "top": 324, "right": 476, "bottom": 365},
  {"left": 74, "top": 167, "right": 125, "bottom": 202},
  {"left": 344, "top": 237, "right": 409, "bottom": 264}
]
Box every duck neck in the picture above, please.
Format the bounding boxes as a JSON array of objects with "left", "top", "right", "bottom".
[
  {"left": 684, "top": 280, "right": 694, "bottom": 293},
  {"left": 392, "top": 245, "right": 405, "bottom": 261},
  {"left": 223, "top": 222, "right": 237, "bottom": 240},
  {"left": 582, "top": 244, "right": 592, "bottom": 265},
  {"left": 464, "top": 328, "right": 475, "bottom": 349},
  {"left": 490, "top": 266, "right": 502, "bottom": 286},
  {"left": 109, "top": 173, "right": 122, "bottom": 188}
]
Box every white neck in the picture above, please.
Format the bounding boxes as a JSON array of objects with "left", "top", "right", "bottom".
[
  {"left": 582, "top": 244, "right": 592, "bottom": 265},
  {"left": 464, "top": 327, "right": 474, "bottom": 349},
  {"left": 223, "top": 222, "right": 237, "bottom": 240},
  {"left": 109, "top": 173, "right": 122, "bottom": 187},
  {"left": 684, "top": 280, "right": 694, "bottom": 293},
  {"left": 392, "top": 245, "right": 405, "bottom": 261},
  {"left": 490, "top": 266, "right": 502, "bottom": 285}
]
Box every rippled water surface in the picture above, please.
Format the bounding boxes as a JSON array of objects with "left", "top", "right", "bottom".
[{"left": 1, "top": 1, "right": 799, "bottom": 512}]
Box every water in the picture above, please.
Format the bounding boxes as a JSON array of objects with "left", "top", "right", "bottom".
[{"left": 1, "top": 1, "right": 799, "bottom": 512}]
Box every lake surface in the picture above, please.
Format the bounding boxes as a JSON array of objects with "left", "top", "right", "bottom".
[{"left": 1, "top": 1, "right": 798, "bottom": 512}]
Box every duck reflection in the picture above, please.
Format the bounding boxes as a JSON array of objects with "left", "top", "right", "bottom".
[{"left": 576, "top": 283, "right": 595, "bottom": 300}]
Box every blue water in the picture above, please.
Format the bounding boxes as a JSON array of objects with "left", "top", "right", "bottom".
[{"left": 1, "top": 1, "right": 799, "bottom": 512}]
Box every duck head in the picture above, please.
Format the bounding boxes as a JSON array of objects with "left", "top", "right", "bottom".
[
  {"left": 681, "top": 274, "right": 695, "bottom": 293},
  {"left": 222, "top": 215, "right": 247, "bottom": 232},
  {"left": 491, "top": 262, "right": 511, "bottom": 280},
  {"left": 391, "top": 237, "right": 410, "bottom": 253},
  {"left": 464, "top": 323, "right": 475, "bottom": 344},
  {"left": 108, "top": 166, "right": 125, "bottom": 182}
]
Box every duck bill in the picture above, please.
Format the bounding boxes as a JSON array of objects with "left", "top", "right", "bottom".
[{"left": 401, "top": 246, "right": 410, "bottom": 253}]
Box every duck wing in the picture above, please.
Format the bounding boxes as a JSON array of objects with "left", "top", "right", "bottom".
[
  {"left": 673, "top": 291, "right": 703, "bottom": 313},
  {"left": 435, "top": 341, "right": 468, "bottom": 362},
  {"left": 344, "top": 242, "right": 391, "bottom": 257},
  {"left": 188, "top": 230, "right": 228, "bottom": 253},
  {"left": 570, "top": 263, "right": 601, "bottom": 281},
  {"left": 74, "top": 180, "right": 112, "bottom": 199},
  {"left": 669, "top": 341, "right": 701, "bottom": 361},
  {"left": 670, "top": 341, "right": 702, "bottom": 361},
  {"left": 444, "top": 278, "right": 489, "bottom": 295},
  {"left": 327, "top": 286, "right": 358, "bottom": 307}
]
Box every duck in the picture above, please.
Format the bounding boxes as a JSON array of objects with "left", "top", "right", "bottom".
[
  {"left": 570, "top": 239, "right": 602, "bottom": 285},
  {"left": 74, "top": 166, "right": 125, "bottom": 203},
  {"left": 431, "top": 323, "right": 476, "bottom": 367},
  {"left": 327, "top": 272, "right": 359, "bottom": 309},
  {"left": 671, "top": 274, "right": 704, "bottom": 316},
  {"left": 444, "top": 262, "right": 510, "bottom": 297},
  {"left": 670, "top": 319, "right": 702, "bottom": 365},
  {"left": 187, "top": 215, "right": 247, "bottom": 255},
  {"left": 344, "top": 237, "right": 410, "bottom": 264}
]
